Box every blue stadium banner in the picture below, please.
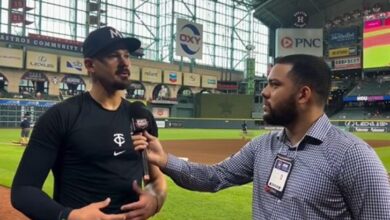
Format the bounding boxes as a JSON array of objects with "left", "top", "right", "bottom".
[
  {"left": 0, "top": 99, "right": 56, "bottom": 107},
  {"left": 343, "top": 95, "right": 390, "bottom": 102},
  {"left": 327, "top": 26, "right": 359, "bottom": 46}
]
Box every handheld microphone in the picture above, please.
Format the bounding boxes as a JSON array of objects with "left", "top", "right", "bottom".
[
  {"left": 130, "top": 102, "right": 155, "bottom": 182},
  {"left": 131, "top": 118, "right": 150, "bottom": 181}
]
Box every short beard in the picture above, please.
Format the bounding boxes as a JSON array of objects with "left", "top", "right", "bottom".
[
  {"left": 111, "top": 80, "right": 131, "bottom": 90},
  {"left": 263, "top": 96, "right": 298, "bottom": 126},
  {"left": 92, "top": 73, "right": 131, "bottom": 92}
]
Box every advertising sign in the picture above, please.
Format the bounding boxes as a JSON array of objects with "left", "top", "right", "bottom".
[
  {"left": 327, "top": 27, "right": 359, "bottom": 46},
  {"left": 152, "top": 107, "right": 170, "bottom": 118},
  {"left": 201, "top": 75, "right": 217, "bottom": 89},
  {"left": 276, "top": 28, "right": 323, "bottom": 57},
  {"left": 142, "top": 68, "right": 162, "bottom": 83},
  {"left": 183, "top": 72, "right": 200, "bottom": 87},
  {"left": 163, "top": 70, "right": 182, "bottom": 85},
  {"left": 60, "top": 56, "right": 86, "bottom": 75},
  {"left": 0, "top": 47, "right": 23, "bottom": 68},
  {"left": 328, "top": 47, "right": 357, "bottom": 58},
  {"left": 26, "top": 51, "right": 57, "bottom": 72},
  {"left": 156, "top": 120, "right": 166, "bottom": 128},
  {"left": 176, "top": 18, "right": 203, "bottom": 59},
  {"left": 343, "top": 120, "right": 389, "bottom": 132},
  {"left": 333, "top": 56, "right": 361, "bottom": 70}
]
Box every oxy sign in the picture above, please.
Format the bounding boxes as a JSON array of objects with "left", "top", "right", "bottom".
[
  {"left": 276, "top": 28, "right": 323, "bottom": 57},
  {"left": 176, "top": 18, "right": 203, "bottom": 59}
]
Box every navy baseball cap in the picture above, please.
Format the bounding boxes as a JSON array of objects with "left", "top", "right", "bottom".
[{"left": 82, "top": 26, "right": 141, "bottom": 58}]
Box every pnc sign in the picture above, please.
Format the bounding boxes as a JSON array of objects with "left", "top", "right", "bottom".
[
  {"left": 176, "top": 18, "right": 203, "bottom": 59},
  {"left": 276, "top": 28, "right": 323, "bottom": 57},
  {"left": 281, "top": 37, "right": 321, "bottom": 48}
]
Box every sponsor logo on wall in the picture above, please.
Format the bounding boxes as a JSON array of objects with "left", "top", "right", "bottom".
[
  {"left": 328, "top": 47, "right": 357, "bottom": 58},
  {"left": 280, "top": 37, "right": 293, "bottom": 48},
  {"left": 345, "top": 121, "right": 388, "bottom": 127},
  {"left": 163, "top": 70, "right": 181, "bottom": 85},
  {"left": 152, "top": 107, "right": 170, "bottom": 118},
  {"left": 183, "top": 72, "right": 200, "bottom": 87},
  {"left": 31, "top": 56, "right": 54, "bottom": 68},
  {"left": 201, "top": 75, "right": 217, "bottom": 88},
  {"left": 0, "top": 47, "right": 23, "bottom": 68},
  {"left": 327, "top": 27, "right": 359, "bottom": 46},
  {"left": 371, "top": 128, "right": 386, "bottom": 132},
  {"left": 166, "top": 121, "right": 184, "bottom": 128},
  {"left": 332, "top": 56, "right": 361, "bottom": 70},
  {"left": 66, "top": 60, "right": 82, "bottom": 71},
  {"left": 169, "top": 72, "right": 177, "bottom": 83},
  {"left": 60, "top": 56, "right": 86, "bottom": 75},
  {"left": 156, "top": 120, "right": 166, "bottom": 128},
  {"left": 344, "top": 121, "right": 389, "bottom": 132},
  {"left": 26, "top": 51, "right": 57, "bottom": 72},
  {"left": 207, "top": 79, "right": 216, "bottom": 84},
  {"left": 142, "top": 68, "right": 162, "bottom": 83}
]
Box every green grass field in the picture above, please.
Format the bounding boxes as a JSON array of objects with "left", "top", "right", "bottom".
[{"left": 0, "top": 128, "right": 389, "bottom": 219}]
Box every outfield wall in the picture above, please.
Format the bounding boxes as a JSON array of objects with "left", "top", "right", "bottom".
[
  {"left": 1, "top": 98, "right": 389, "bottom": 133},
  {"left": 156, "top": 118, "right": 261, "bottom": 129},
  {"left": 333, "top": 120, "right": 390, "bottom": 133},
  {"left": 157, "top": 118, "right": 390, "bottom": 132}
]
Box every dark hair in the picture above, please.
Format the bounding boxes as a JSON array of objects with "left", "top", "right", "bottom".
[{"left": 275, "top": 54, "right": 331, "bottom": 105}]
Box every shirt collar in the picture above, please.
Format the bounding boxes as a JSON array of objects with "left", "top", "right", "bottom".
[{"left": 276, "top": 114, "right": 332, "bottom": 146}]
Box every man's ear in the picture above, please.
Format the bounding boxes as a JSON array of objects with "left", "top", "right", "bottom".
[
  {"left": 84, "top": 58, "right": 94, "bottom": 72},
  {"left": 297, "top": 86, "right": 312, "bottom": 104}
]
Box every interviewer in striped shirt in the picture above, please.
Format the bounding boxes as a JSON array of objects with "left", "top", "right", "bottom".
[{"left": 134, "top": 54, "right": 390, "bottom": 219}]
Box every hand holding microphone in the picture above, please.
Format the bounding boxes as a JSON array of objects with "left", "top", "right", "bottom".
[
  {"left": 132, "top": 131, "right": 168, "bottom": 169},
  {"left": 131, "top": 117, "right": 150, "bottom": 182}
]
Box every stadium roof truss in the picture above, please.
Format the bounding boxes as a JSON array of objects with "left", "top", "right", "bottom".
[
  {"left": 249, "top": 0, "right": 388, "bottom": 29},
  {"left": 0, "top": 0, "right": 270, "bottom": 76}
]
